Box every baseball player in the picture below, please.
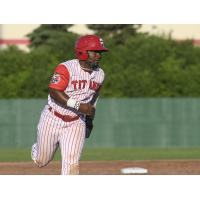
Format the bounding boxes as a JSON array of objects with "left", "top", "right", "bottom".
[{"left": 31, "top": 35, "right": 108, "bottom": 175}]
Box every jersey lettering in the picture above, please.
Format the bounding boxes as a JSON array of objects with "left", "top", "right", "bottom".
[
  {"left": 89, "top": 80, "right": 100, "bottom": 91},
  {"left": 71, "top": 79, "right": 100, "bottom": 91},
  {"left": 72, "top": 80, "right": 87, "bottom": 90},
  {"left": 71, "top": 80, "right": 78, "bottom": 90},
  {"left": 79, "top": 80, "right": 87, "bottom": 89}
]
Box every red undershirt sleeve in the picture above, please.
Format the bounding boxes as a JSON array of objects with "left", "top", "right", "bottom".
[{"left": 49, "top": 64, "right": 70, "bottom": 92}]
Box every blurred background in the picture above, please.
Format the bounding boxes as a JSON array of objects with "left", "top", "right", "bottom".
[{"left": 1, "top": 24, "right": 200, "bottom": 161}]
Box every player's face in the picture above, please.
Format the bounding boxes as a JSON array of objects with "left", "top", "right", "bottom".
[
  {"left": 87, "top": 51, "right": 102, "bottom": 62},
  {"left": 85, "top": 50, "right": 104, "bottom": 69}
]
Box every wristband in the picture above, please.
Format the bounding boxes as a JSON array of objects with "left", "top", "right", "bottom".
[{"left": 67, "top": 98, "right": 80, "bottom": 110}]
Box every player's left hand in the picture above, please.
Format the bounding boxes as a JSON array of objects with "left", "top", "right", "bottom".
[
  {"left": 79, "top": 103, "right": 95, "bottom": 116},
  {"left": 87, "top": 107, "right": 95, "bottom": 119}
]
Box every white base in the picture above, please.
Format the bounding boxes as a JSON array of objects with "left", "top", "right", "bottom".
[{"left": 120, "top": 167, "right": 148, "bottom": 174}]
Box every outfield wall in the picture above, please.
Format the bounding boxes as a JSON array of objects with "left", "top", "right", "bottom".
[{"left": 0, "top": 98, "right": 200, "bottom": 148}]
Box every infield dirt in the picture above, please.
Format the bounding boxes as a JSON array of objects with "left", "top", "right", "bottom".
[{"left": 0, "top": 160, "right": 200, "bottom": 175}]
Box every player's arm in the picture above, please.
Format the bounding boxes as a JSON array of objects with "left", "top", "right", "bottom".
[
  {"left": 49, "top": 65, "right": 94, "bottom": 116},
  {"left": 49, "top": 89, "right": 94, "bottom": 115}
]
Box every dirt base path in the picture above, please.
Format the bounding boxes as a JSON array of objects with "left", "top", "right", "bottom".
[{"left": 1, "top": 159, "right": 200, "bottom": 175}]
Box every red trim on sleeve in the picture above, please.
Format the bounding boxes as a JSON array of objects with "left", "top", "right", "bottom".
[
  {"left": 49, "top": 64, "right": 70, "bottom": 91},
  {"left": 54, "top": 64, "right": 70, "bottom": 79}
]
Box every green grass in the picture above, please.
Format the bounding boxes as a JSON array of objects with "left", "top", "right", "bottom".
[
  {"left": 82, "top": 148, "right": 200, "bottom": 160},
  {"left": 0, "top": 148, "right": 200, "bottom": 162}
]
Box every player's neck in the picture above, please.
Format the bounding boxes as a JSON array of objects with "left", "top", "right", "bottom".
[{"left": 79, "top": 60, "right": 93, "bottom": 73}]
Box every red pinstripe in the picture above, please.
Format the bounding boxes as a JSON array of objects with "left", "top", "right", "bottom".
[
  {"left": 32, "top": 59, "right": 104, "bottom": 175},
  {"left": 33, "top": 103, "right": 86, "bottom": 174},
  {"left": 60, "top": 121, "right": 85, "bottom": 174},
  {"left": 37, "top": 107, "right": 59, "bottom": 165}
]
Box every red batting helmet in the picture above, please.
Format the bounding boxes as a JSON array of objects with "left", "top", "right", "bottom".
[{"left": 75, "top": 35, "right": 109, "bottom": 60}]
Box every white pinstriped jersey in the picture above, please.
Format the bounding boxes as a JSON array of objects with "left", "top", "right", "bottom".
[{"left": 48, "top": 59, "right": 105, "bottom": 117}]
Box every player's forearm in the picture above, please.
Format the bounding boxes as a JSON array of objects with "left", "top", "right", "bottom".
[
  {"left": 49, "top": 88, "right": 69, "bottom": 105},
  {"left": 49, "top": 88, "right": 94, "bottom": 115}
]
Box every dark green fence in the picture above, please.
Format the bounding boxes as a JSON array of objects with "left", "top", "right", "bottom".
[{"left": 0, "top": 98, "right": 200, "bottom": 148}]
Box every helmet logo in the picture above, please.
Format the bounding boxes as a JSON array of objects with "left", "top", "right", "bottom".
[{"left": 99, "top": 38, "right": 104, "bottom": 47}]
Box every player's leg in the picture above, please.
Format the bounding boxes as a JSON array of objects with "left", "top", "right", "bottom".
[
  {"left": 31, "top": 107, "right": 60, "bottom": 167},
  {"left": 59, "top": 121, "right": 85, "bottom": 175}
]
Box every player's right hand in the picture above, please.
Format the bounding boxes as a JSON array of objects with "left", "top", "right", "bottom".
[{"left": 79, "top": 103, "right": 95, "bottom": 116}]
